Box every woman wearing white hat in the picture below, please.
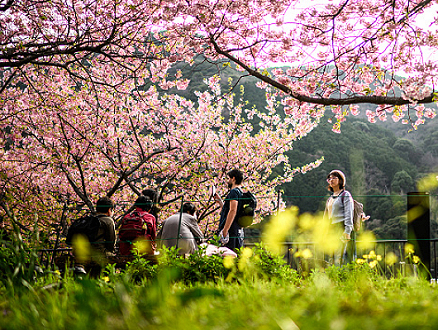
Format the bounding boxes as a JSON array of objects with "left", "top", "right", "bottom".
[{"left": 324, "top": 170, "right": 355, "bottom": 265}]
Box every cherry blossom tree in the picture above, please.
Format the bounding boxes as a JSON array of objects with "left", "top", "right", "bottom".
[
  {"left": 2, "top": 0, "right": 438, "bottom": 117},
  {"left": 0, "top": 66, "right": 323, "bottom": 234},
  {"left": 1, "top": 0, "right": 438, "bottom": 236}
]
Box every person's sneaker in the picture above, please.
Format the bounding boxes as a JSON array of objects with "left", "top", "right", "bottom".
[{"left": 74, "top": 265, "right": 87, "bottom": 275}]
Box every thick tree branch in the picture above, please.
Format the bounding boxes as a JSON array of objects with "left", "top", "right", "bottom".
[
  {"left": 0, "top": 0, "right": 13, "bottom": 11},
  {"left": 209, "top": 37, "right": 435, "bottom": 106}
]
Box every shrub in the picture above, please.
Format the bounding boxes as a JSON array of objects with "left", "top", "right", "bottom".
[
  {"left": 0, "top": 222, "right": 42, "bottom": 290},
  {"left": 123, "top": 243, "right": 301, "bottom": 285}
]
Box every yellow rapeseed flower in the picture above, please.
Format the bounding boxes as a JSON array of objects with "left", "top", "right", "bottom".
[
  {"left": 312, "top": 212, "right": 340, "bottom": 255},
  {"left": 223, "top": 255, "right": 235, "bottom": 269},
  {"left": 238, "top": 250, "right": 253, "bottom": 272},
  {"left": 241, "top": 247, "right": 253, "bottom": 259},
  {"left": 357, "top": 231, "right": 376, "bottom": 251},
  {"left": 405, "top": 243, "right": 415, "bottom": 255},
  {"left": 299, "top": 213, "right": 315, "bottom": 231},
  {"left": 369, "top": 260, "right": 378, "bottom": 268},
  {"left": 301, "top": 248, "right": 313, "bottom": 259},
  {"left": 356, "top": 258, "right": 365, "bottom": 265},
  {"left": 417, "top": 173, "right": 438, "bottom": 191},
  {"left": 376, "top": 255, "right": 382, "bottom": 261},
  {"left": 133, "top": 239, "right": 151, "bottom": 255},
  {"left": 385, "top": 252, "right": 398, "bottom": 266},
  {"left": 369, "top": 250, "right": 377, "bottom": 259},
  {"left": 72, "top": 235, "right": 91, "bottom": 263},
  {"left": 103, "top": 276, "right": 110, "bottom": 283},
  {"left": 412, "top": 255, "right": 421, "bottom": 264},
  {"left": 263, "top": 206, "right": 299, "bottom": 255}
]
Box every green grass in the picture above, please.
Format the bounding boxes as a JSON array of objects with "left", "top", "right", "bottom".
[{"left": 1, "top": 244, "right": 438, "bottom": 330}]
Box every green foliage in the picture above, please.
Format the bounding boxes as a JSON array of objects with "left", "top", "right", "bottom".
[
  {"left": 124, "top": 254, "right": 158, "bottom": 284},
  {"left": 122, "top": 244, "right": 300, "bottom": 285},
  {"left": 248, "top": 243, "right": 300, "bottom": 283},
  {"left": 280, "top": 117, "right": 419, "bottom": 215},
  {"left": 391, "top": 170, "right": 414, "bottom": 194},
  {"left": 2, "top": 259, "right": 438, "bottom": 330},
  {"left": 0, "top": 221, "right": 42, "bottom": 290},
  {"left": 365, "top": 218, "right": 406, "bottom": 240}
]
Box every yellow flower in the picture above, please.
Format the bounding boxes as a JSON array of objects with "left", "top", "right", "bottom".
[
  {"left": 313, "top": 212, "right": 339, "bottom": 255},
  {"left": 301, "top": 248, "right": 313, "bottom": 259},
  {"left": 369, "top": 260, "right": 378, "bottom": 269},
  {"left": 103, "top": 276, "right": 110, "bottom": 283},
  {"left": 223, "top": 255, "right": 235, "bottom": 269},
  {"left": 241, "top": 247, "right": 253, "bottom": 259},
  {"left": 357, "top": 231, "right": 376, "bottom": 251},
  {"left": 368, "top": 250, "right": 376, "bottom": 259},
  {"left": 385, "top": 252, "right": 398, "bottom": 266},
  {"left": 237, "top": 247, "right": 253, "bottom": 272},
  {"left": 133, "top": 239, "right": 151, "bottom": 255},
  {"left": 412, "top": 255, "right": 421, "bottom": 264},
  {"left": 405, "top": 243, "right": 415, "bottom": 255},
  {"left": 299, "top": 213, "right": 315, "bottom": 231},
  {"left": 356, "top": 258, "right": 365, "bottom": 265},
  {"left": 417, "top": 173, "right": 438, "bottom": 191},
  {"left": 376, "top": 255, "right": 382, "bottom": 261},
  {"left": 263, "top": 207, "right": 298, "bottom": 255},
  {"left": 72, "top": 235, "right": 91, "bottom": 263}
]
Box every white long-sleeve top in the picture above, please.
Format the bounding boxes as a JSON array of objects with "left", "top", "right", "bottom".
[{"left": 325, "top": 190, "right": 354, "bottom": 235}]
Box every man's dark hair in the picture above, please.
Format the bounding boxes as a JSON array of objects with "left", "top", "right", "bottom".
[
  {"left": 142, "top": 188, "right": 158, "bottom": 203},
  {"left": 96, "top": 196, "right": 114, "bottom": 213},
  {"left": 135, "top": 195, "right": 153, "bottom": 211},
  {"left": 182, "top": 202, "right": 196, "bottom": 215},
  {"left": 227, "top": 169, "right": 244, "bottom": 185}
]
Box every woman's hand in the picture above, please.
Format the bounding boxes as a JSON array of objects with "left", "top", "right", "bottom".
[{"left": 342, "top": 232, "right": 351, "bottom": 241}]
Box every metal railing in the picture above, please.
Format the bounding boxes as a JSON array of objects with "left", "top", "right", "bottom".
[
  {"left": 245, "top": 239, "right": 424, "bottom": 277},
  {"left": 40, "top": 237, "right": 438, "bottom": 279}
]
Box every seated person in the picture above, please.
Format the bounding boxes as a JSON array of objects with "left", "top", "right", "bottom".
[
  {"left": 142, "top": 188, "right": 161, "bottom": 221},
  {"left": 161, "top": 202, "right": 203, "bottom": 255},
  {"left": 93, "top": 196, "right": 117, "bottom": 258},
  {"left": 119, "top": 195, "right": 157, "bottom": 255},
  {"left": 72, "top": 196, "right": 116, "bottom": 277}
]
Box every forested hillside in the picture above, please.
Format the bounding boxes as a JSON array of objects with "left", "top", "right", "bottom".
[
  {"left": 278, "top": 117, "right": 438, "bottom": 239},
  {"left": 166, "top": 60, "right": 438, "bottom": 240}
]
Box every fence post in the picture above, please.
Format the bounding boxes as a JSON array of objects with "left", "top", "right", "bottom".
[{"left": 407, "top": 192, "right": 430, "bottom": 279}]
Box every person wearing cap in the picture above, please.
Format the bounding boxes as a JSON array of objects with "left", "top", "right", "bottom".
[
  {"left": 324, "top": 170, "right": 355, "bottom": 265},
  {"left": 160, "top": 202, "right": 204, "bottom": 255}
]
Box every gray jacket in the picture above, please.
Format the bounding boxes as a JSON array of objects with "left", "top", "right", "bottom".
[
  {"left": 325, "top": 190, "right": 354, "bottom": 235},
  {"left": 161, "top": 213, "right": 204, "bottom": 255}
]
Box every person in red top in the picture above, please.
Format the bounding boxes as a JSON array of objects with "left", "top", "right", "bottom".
[{"left": 119, "top": 195, "right": 157, "bottom": 255}]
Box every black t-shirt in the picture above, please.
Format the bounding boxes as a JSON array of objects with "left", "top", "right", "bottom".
[{"left": 218, "top": 188, "right": 242, "bottom": 230}]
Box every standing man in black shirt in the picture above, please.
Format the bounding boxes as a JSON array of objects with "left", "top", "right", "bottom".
[{"left": 214, "top": 169, "right": 244, "bottom": 251}]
